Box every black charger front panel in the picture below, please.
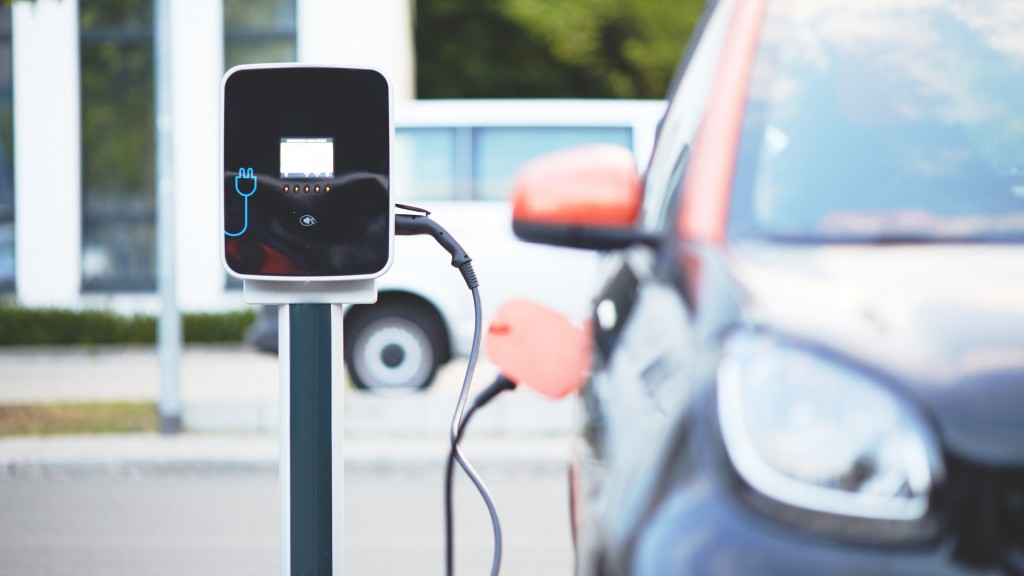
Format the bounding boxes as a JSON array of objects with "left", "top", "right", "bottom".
[{"left": 223, "top": 66, "right": 391, "bottom": 279}]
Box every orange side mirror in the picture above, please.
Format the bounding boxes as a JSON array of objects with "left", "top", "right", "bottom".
[{"left": 511, "top": 144, "right": 653, "bottom": 250}]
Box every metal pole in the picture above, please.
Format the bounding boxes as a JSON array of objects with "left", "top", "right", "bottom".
[
  {"left": 280, "top": 303, "right": 345, "bottom": 575},
  {"left": 154, "top": 0, "right": 181, "bottom": 434}
]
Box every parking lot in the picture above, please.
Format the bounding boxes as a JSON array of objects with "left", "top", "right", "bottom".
[
  {"left": 0, "top": 463, "right": 573, "bottom": 576},
  {"left": 0, "top": 345, "right": 577, "bottom": 575}
]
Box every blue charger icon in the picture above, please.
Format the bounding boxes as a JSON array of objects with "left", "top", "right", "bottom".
[{"left": 225, "top": 167, "right": 257, "bottom": 237}]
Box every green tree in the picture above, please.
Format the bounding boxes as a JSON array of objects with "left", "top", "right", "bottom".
[{"left": 415, "top": 0, "right": 705, "bottom": 99}]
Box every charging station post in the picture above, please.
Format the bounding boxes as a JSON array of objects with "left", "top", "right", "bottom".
[
  {"left": 221, "top": 64, "right": 393, "bottom": 576},
  {"left": 280, "top": 303, "right": 344, "bottom": 574}
]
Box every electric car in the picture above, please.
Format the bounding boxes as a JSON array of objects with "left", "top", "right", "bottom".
[
  {"left": 248, "top": 99, "right": 665, "bottom": 392},
  {"left": 511, "top": 0, "right": 1024, "bottom": 574}
]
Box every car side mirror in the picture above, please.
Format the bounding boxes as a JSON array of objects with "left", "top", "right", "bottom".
[{"left": 510, "top": 144, "right": 659, "bottom": 250}]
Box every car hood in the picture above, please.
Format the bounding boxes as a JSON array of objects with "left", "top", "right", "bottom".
[{"left": 725, "top": 242, "right": 1024, "bottom": 464}]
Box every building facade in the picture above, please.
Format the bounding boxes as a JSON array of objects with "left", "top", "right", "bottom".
[{"left": 9, "top": 0, "right": 413, "bottom": 313}]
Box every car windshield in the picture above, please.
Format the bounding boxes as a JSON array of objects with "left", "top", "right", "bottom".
[{"left": 729, "top": 1, "right": 1024, "bottom": 242}]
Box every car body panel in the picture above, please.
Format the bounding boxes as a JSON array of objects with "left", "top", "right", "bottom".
[{"left": 727, "top": 242, "right": 1024, "bottom": 463}]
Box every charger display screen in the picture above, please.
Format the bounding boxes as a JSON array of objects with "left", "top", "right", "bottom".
[{"left": 280, "top": 137, "right": 334, "bottom": 178}]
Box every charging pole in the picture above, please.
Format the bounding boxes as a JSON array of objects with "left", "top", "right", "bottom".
[
  {"left": 288, "top": 305, "right": 335, "bottom": 571},
  {"left": 221, "top": 65, "right": 393, "bottom": 575},
  {"left": 279, "top": 303, "right": 344, "bottom": 574}
]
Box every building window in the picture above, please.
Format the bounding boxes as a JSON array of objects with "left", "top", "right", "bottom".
[
  {"left": 0, "top": 7, "right": 13, "bottom": 293},
  {"left": 80, "top": 0, "right": 155, "bottom": 291},
  {"left": 224, "top": 0, "right": 296, "bottom": 289}
]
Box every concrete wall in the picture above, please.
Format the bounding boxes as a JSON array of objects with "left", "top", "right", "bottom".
[
  {"left": 13, "top": 0, "right": 81, "bottom": 308},
  {"left": 298, "top": 0, "right": 415, "bottom": 101},
  {"left": 11, "top": 0, "right": 413, "bottom": 313},
  {"left": 171, "top": 0, "right": 229, "bottom": 313}
]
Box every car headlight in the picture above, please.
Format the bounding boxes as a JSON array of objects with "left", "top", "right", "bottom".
[{"left": 717, "top": 332, "right": 944, "bottom": 539}]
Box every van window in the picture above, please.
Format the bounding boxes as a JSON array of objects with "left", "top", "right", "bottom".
[
  {"left": 393, "top": 124, "right": 637, "bottom": 202},
  {"left": 394, "top": 127, "right": 457, "bottom": 201},
  {"left": 473, "top": 126, "right": 632, "bottom": 200}
]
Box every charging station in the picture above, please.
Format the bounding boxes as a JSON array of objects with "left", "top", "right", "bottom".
[{"left": 221, "top": 63, "right": 393, "bottom": 576}]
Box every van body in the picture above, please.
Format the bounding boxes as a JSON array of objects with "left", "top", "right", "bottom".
[{"left": 249, "top": 99, "right": 666, "bottom": 391}]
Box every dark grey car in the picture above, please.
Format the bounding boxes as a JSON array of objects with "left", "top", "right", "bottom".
[{"left": 509, "top": 0, "right": 1024, "bottom": 573}]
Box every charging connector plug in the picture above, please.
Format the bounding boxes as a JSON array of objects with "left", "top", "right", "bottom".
[{"left": 395, "top": 207, "right": 478, "bottom": 290}]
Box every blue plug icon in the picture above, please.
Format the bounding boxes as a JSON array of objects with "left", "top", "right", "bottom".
[
  {"left": 234, "top": 167, "right": 257, "bottom": 197},
  {"left": 225, "top": 167, "right": 256, "bottom": 237}
]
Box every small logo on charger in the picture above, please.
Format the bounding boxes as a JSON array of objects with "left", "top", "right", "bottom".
[{"left": 299, "top": 215, "right": 318, "bottom": 227}]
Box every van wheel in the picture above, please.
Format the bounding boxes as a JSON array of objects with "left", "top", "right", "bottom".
[{"left": 345, "top": 302, "right": 447, "bottom": 392}]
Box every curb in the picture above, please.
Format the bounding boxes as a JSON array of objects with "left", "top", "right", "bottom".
[{"left": 0, "top": 433, "right": 573, "bottom": 477}]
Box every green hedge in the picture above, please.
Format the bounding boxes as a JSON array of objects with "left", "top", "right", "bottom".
[{"left": 0, "top": 306, "right": 257, "bottom": 346}]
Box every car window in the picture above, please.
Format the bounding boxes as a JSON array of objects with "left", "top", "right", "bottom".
[
  {"left": 473, "top": 126, "right": 632, "bottom": 201},
  {"left": 641, "top": 0, "right": 736, "bottom": 231},
  {"left": 730, "top": 1, "right": 1024, "bottom": 242},
  {"left": 659, "top": 147, "right": 691, "bottom": 233},
  {"left": 394, "top": 127, "right": 457, "bottom": 201}
]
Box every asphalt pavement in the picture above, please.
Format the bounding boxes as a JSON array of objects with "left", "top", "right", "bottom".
[{"left": 0, "top": 464, "right": 574, "bottom": 576}]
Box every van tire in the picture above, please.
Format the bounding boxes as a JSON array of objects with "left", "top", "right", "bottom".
[{"left": 344, "top": 301, "right": 447, "bottom": 392}]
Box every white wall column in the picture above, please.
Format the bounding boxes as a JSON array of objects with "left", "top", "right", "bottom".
[
  {"left": 297, "top": 0, "right": 415, "bottom": 101},
  {"left": 170, "top": 0, "right": 233, "bottom": 312},
  {"left": 13, "top": 0, "right": 81, "bottom": 307}
]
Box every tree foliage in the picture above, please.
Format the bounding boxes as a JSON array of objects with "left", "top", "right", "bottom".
[{"left": 415, "top": 0, "right": 705, "bottom": 99}]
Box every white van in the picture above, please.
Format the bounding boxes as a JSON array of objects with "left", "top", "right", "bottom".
[{"left": 249, "top": 99, "right": 666, "bottom": 391}]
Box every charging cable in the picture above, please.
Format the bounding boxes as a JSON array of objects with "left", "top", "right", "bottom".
[
  {"left": 444, "top": 375, "right": 517, "bottom": 576},
  {"left": 394, "top": 205, "right": 501, "bottom": 576}
]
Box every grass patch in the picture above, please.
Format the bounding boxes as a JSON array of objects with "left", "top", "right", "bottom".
[{"left": 0, "top": 402, "right": 159, "bottom": 436}]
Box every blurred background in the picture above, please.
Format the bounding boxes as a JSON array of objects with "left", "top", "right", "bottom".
[{"left": 0, "top": 0, "right": 703, "bottom": 574}]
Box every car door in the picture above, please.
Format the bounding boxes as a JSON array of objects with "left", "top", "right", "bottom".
[{"left": 569, "top": 1, "right": 739, "bottom": 571}]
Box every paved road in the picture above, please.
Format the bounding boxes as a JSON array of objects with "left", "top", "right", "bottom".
[{"left": 0, "top": 463, "right": 573, "bottom": 576}]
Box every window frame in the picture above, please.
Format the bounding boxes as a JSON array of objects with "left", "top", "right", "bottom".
[{"left": 79, "top": 1, "right": 157, "bottom": 292}]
